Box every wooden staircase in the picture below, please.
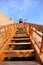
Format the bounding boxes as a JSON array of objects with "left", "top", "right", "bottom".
[{"left": 3, "top": 25, "right": 36, "bottom": 61}]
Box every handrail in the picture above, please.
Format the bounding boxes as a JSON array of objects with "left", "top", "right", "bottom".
[
  {"left": 29, "top": 25, "right": 43, "bottom": 53},
  {"left": 29, "top": 25, "right": 43, "bottom": 64},
  {"left": 24, "top": 23, "right": 43, "bottom": 54},
  {"left": 32, "top": 29, "right": 42, "bottom": 38},
  {"left": 0, "top": 24, "right": 17, "bottom": 50}
]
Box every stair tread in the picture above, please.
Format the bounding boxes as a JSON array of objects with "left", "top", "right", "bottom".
[
  {"left": 16, "top": 29, "right": 26, "bottom": 32},
  {"left": 12, "top": 38, "right": 30, "bottom": 40},
  {"left": 16, "top": 31, "right": 26, "bottom": 33},
  {"left": 4, "top": 50, "right": 35, "bottom": 57},
  {"left": 13, "top": 35, "right": 28, "bottom": 38},
  {"left": 8, "top": 42, "right": 31, "bottom": 45},
  {"left": 15, "top": 33, "right": 27, "bottom": 34},
  {"left": 14, "top": 35, "right": 28, "bottom": 37},
  {"left": 4, "top": 49, "right": 34, "bottom": 52},
  {"left": 0, "top": 61, "right": 41, "bottom": 65},
  {"left": 16, "top": 31, "right": 27, "bottom": 32}
]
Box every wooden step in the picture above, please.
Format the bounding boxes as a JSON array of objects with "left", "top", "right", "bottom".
[
  {"left": 12, "top": 38, "right": 30, "bottom": 41},
  {"left": 15, "top": 32, "right": 27, "bottom": 34},
  {"left": 14, "top": 34, "right": 29, "bottom": 37},
  {"left": 4, "top": 49, "right": 35, "bottom": 57},
  {"left": 8, "top": 42, "right": 31, "bottom": 45},
  {"left": 16, "top": 31, "right": 27, "bottom": 34},
  {"left": 1, "top": 61, "right": 41, "bottom": 65},
  {"left": 8, "top": 44, "right": 32, "bottom": 50},
  {"left": 4, "top": 49, "right": 35, "bottom": 52},
  {"left": 13, "top": 35, "right": 29, "bottom": 38},
  {"left": 16, "top": 29, "right": 26, "bottom": 31},
  {"left": 16, "top": 30, "right": 26, "bottom": 32},
  {"left": 17, "top": 28, "right": 26, "bottom": 30},
  {"left": 17, "top": 30, "right": 26, "bottom": 32}
]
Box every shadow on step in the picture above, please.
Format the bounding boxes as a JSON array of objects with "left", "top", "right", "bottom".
[
  {"left": 9, "top": 44, "right": 33, "bottom": 50},
  {"left": 11, "top": 40, "right": 30, "bottom": 43},
  {"left": 4, "top": 57, "right": 36, "bottom": 61}
]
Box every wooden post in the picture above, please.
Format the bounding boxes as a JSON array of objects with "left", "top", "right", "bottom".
[
  {"left": 29, "top": 25, "right": 33, "bottom": 37},
  {"left": 7, "top": 26, "right": 10, "bottom": 38},
  {"left": 24, "top": 23, "right": 27, "bottom": 30},
  {"left": 14, "top": 24, "right": 17, "bottom": 34},
  {"left": 40, "top": 35, "right": 43, "bottom": 53},
  {"left": 29, "top": 25, "right": 30, "bottom": 36}
]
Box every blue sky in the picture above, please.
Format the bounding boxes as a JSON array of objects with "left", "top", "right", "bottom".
[{"left": 0, "top": 0, "right": 43, "bottom": 25}]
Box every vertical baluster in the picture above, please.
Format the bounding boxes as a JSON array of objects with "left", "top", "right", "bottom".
[
  {"left": 40, "top": 35, "right": 43, "bottom": 53},
  {"left": 8, "top": 25, "right": 11, "bottom": 37},
  {"left": 29, "top": 25, "right": 33, "bottom": 37},
  {"left": 14, "top": 24, "right": 17, "bottom": 33}
]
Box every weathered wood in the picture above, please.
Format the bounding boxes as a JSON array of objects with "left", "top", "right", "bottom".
[
  {"left": 12, "top": 38, "right": 30, "bottom": 41},
  {"left": 40, "top": 35, "right": 43, "bottom": 53},
  {"left": 4, "top": 49, "right": 35, "bottom": 57},
  {"left": 8, "top": 42, "right": 31, "bottom": 45}
]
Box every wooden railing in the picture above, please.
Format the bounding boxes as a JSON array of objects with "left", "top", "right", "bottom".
[
  {"left": 0, "top": 23, "right": 43, "bottom": 53},
  {"left": 0, "top": 24, "right": 17, "bottom": 50},
  {"left": 24, "top": 23, "right": 43, "bottom": 63},
  {"left": 0, "top": 23, "right": 17, "bottom": 61},
  {"left": 0, "top": 23, "right": 43, "bottom": 63},
  {"left": 24, "top": 23, "right": 43, "bottom": 54},
  {"left": 30, "top": 25, "right": 43, "bottom": 53}
]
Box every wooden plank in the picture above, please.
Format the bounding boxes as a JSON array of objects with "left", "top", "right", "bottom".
[
  {"left": 14, "top": 34, "right": 28, "bottom": 37},
  {"left": 8, "top": 42, "right": 31, "bottom": 45},
  {"left": 13, "top": 38, "right": 29, "bottom": 41},
  {"left": 4, "top": 49, "right": 34, "bottom": 53},
  {"left": 14, "top": 35, "right": 28, "bottom": 38},
  {"left": 0, "top": 61, "right": 41, "bottom": 65},
  {"left": 4, "top": 50, "right": 35, "bottom": 57},
  {"left": 39, "top": 53, "right": 43, "bottom": 63}
]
